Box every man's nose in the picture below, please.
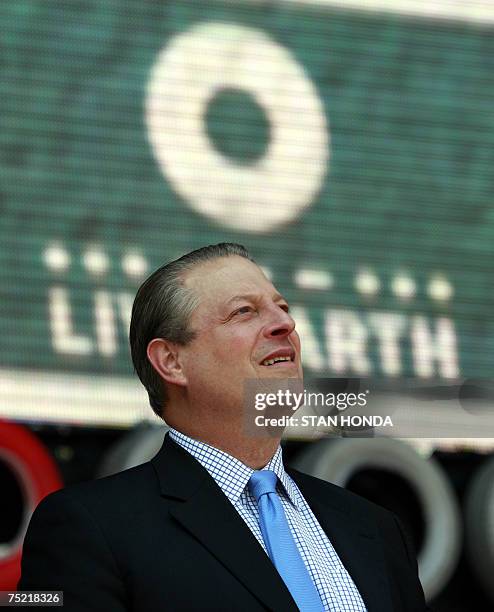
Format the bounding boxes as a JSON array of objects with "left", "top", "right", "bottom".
[{"left": 263, "top": 306, "right": 296, "bottom": 338}]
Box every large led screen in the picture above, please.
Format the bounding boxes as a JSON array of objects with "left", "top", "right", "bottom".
[{"left": 1, "top": 1, "right": 493, "bottom": 427}]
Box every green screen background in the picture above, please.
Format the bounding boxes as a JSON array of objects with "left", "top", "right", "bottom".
[{"left": 1, "top": 1, "right": 493, "bottom": 424}]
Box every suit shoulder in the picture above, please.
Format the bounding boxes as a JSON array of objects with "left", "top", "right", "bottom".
[
  {"left": 36, "top": 461, "right": 156, "bottom": 518},
  {"left": 288, "top": 466, "right": 395, "bottom": 522}
]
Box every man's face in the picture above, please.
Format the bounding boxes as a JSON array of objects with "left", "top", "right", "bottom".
[{"left": 178, "top": 256, "right": 302, "bottom": 412}]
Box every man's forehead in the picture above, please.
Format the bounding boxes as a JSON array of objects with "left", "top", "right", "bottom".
[{"left": 184, "top": 256, "right": 278, "bottom": 303}]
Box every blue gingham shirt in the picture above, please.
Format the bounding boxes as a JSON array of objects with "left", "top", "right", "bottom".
[{"left": 169, "top": 428, "right": 367, "bottom": 612}]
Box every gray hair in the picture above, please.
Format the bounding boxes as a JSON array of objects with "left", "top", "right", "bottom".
[{"left": 129, "top": 243, "right": 254, "bottom": 419}]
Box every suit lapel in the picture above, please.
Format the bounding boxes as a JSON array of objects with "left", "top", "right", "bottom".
[
  {"left": 288, "top": 468, "right": 394, "bottom": 612},
  {"left": 151, "top": 435, "right": 298, "bottom": 611}
]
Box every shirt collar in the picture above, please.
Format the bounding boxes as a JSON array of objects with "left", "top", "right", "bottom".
[{"left": 168, "top": 428, "right": 300, "bottom": 509}]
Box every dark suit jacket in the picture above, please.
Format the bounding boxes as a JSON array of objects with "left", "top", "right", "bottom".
[{"left": 19, "top": 434, "right": 427, "bottom": 611}]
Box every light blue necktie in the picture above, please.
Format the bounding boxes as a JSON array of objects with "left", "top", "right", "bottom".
[{"left": 248, "top": 470, "right": 325, "bottom": 611}]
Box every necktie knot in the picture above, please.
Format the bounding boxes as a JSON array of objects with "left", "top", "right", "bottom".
[{"left": 248, "top": 469, "right": 278, "bottom": 502}]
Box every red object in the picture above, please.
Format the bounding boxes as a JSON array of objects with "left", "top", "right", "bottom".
[{"left": 0, "top": 421, "right": 63, "bottom": 590}]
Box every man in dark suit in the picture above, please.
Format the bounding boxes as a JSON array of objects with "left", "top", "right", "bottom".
[{"left": 19, "top": 243, "right": 428, "bottom": 611}]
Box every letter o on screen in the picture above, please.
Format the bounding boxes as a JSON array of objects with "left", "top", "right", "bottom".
[{"left": 145, "top": 22, "right": 329, "bottom": 233}]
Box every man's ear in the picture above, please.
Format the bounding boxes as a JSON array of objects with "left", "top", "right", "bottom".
[{"left": 147, "top": 338, "right": 187, "bottom": 387}]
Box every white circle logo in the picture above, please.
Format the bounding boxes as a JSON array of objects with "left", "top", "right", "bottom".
[{"left": 145, "top": 22, "right": 329, "bottom": 233}]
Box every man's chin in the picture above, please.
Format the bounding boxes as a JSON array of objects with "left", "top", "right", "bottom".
[{"left": 242, "top": 375, "right": 304, "bottom": 439}]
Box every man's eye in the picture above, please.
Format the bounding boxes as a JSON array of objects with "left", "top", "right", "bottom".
[
  {"left": 234, "top": 306, "right": 254, "bottom": 315},
  {"left": 279, "top": 304, "right": 290, "bottom": 313}
]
